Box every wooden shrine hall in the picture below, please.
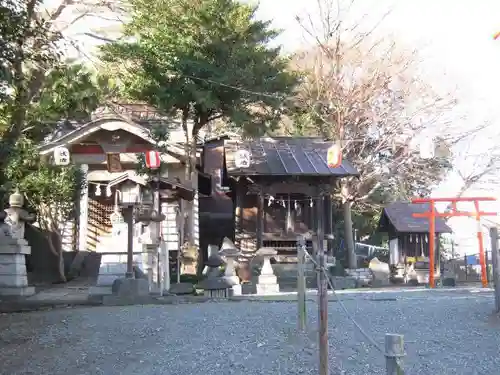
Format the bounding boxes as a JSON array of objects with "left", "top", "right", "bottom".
[
  {"left": 201, "top": 136, "right": 359, "bottom": 262},
  {"left": 378, "top": 202, "right": 452, "bottom": 282}
]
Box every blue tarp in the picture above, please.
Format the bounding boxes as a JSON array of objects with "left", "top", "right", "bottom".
[{"left": 466, "top": 255, "right": 478, "bottom": 265}]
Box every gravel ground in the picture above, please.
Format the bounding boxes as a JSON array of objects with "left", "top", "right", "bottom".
[{"left": 0, "top": 290, "right": 498, "bottom": 375}]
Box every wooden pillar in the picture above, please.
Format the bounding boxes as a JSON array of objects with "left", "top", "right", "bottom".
[
  {"left": 316, "top": 186, "right": 325, "bottom": 246},
  {"left": 256, "top": 191, "right": 264, "bottom": 250},
  {"left": 234, "top": 179, "right": 244, "bottom": 247},
  {"left": 326, "top": 195, "right": 332, "bottom": 236}
]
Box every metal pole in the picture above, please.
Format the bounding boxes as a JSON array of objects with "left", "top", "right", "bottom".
[
  {"left": 385, "top": 333, "right": 405, "bottom": 375},
  {"left": 125, "top": 206, "right": 134, "bottom": 278},
  {"left": 489, "top": 227, "right": 500, "bottom": 312},
  {"left": 316, "top": 193, "right": 328, "bottom": 375},
  {"left": 297, "top": 235, "right": 307, "bottom": 332}
]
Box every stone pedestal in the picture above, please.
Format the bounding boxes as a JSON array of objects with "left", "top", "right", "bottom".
[
  {"left": 0, "top": 237, "right": 35, "bottom": 296},
  {"left": 346, "top": 268, "right": 373, "bottom": 287},
  {"left": 111, "top": 277, "right": 149, "bottom": 297},
  {"left": 256, "top": 247, "right": 279, "bottom": 295},
  {"left": 0, "top": 191, "right": 36, "bottom": 297}
]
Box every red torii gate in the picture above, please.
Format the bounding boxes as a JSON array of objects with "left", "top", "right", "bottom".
[{"left": 411, "top": 197, "right": 498, "bottom": 288}]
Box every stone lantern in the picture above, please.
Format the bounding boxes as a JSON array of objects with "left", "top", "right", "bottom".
[
  {"left": 3, "top": 190, "right": 35, "bottom": 240},
  {"left": 198, "top": 251, "right": 233, "bottom": 297},
  {"left": 255, "top": 247, "right": 280, "bottom": 295},
  {"left": 0, "top": 190, "right": 36, "bottom": 296},
  {"left": 219, "top": 237, "right": 242, "bottom": 295}
]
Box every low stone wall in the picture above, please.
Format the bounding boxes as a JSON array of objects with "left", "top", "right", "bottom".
[
  {"left": 96, "top": 252, "right": 146, "bottom": 286},
  {"left": 345, "top": 268, "right": 373, "bottom": 287}
]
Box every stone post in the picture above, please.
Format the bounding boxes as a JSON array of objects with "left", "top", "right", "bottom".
[
  {"left": 256, "top": 247, "right": 279, "bottom": 295},
  {"left": 0, "top": 190, "right": 35, "bottom": 296},
  {"left": 219, "top": 237, "right": 242, "bottom": 296},
  {"left": 136, "top": 207, "right": 165, "bottom": 293},
  {"left": 490, "top": 227, "right": 500, "bottom": 313},
  {"left": 137, "top": 221, "right": 160, "bottom": 292}
]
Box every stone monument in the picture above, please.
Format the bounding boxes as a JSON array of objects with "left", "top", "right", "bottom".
[
  {"left": 198, "top": 251, "right": 233, "bottom": 297},
  {"left": 255, "top": 247, "right": 280, "bottom": 295},
  {"left": 368, "top": 257, "right": 391, "bottom": 287},
  {"left": 219, "top": 237, "right": 242, "bottom": 296},
  {"left": 0, "top": 190, "right": 36, "bottom": 296}
]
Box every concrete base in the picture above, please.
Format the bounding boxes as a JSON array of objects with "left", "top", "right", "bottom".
[
  {"left": 258, "top": 274, "right": 277, "bottom": 284},
  {"left": 0, "top": 245, "right": 33, "bottom": 297},
  {"left": 442, "top": 277, "right": 457, "bottom": 287},
  {"left": 256, "top": 283, "right": 280, "bottom": 295},
  {"left": 169, "top": 282, "right": 195, "bottom": 295},
  {"left": 331, "top": 276, "right": 357, "bottom": 290},
  {"left": 0, "top": 286, "right": 35, "bottom": 296},
  {"left": 111, "top": 277, "right": 149, "bottom": 297},
  {"left": 231, "top": 284, "right": 242, "bottom": 296},
  {"left": 241, "top": 283, "right": 256, "bottom": 295},
  {"left": 203, "top": 288, "right": 231, "bottom": 298},
  {"left": 371, "top": 278, "right": 391, "bottom": 288},
  {"left": 96, "top": 252, "right": 144, "bottom": 286},
  {"left": 224, "top": 275, "right": 240, "bottom": 286}
]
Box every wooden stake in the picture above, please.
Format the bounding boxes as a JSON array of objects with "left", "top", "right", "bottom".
[
  {"left": 385, "top": 334, "right": 405, "bottom": 375},
  {"left": 297, "top": 235, "right": 307, "bottom": 332},
  {"left": 317, "top": 236, "right": 329, "bottom": 375}
]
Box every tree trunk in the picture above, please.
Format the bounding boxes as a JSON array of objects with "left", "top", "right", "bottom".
[
  {"left": 57, "top": 248, "right": 66, "bottom": 283},
  {"left": 343, "top": 200, "right": 357, "bottom": 269},
  {"left": 47, "top": 231, "right": 66, "bottom": 283}
]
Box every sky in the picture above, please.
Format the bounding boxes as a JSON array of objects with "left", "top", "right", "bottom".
[{"left": 44, "top": 0, "right": 500, "bottom": 254}]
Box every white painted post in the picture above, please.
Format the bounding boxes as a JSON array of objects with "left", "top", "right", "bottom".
[
  {"left": 489, "top": 227, "right": 500, "bottom": 313},
  {"left": 385, "top": 333, "right": 405, "bottom": 375},
  {"left": 297, "top": 235, "right": 306, "bottom": 331},
  {"left": 161, "top": 241, "right": 170, "bottom": 293}
]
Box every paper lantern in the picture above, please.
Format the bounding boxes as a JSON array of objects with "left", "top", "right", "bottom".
[
  {"left": 145, "top": 150, "right": 161, "bottom": 169},
  {"left": 53, "top": 146, "right": 70, "bottom": 166},
  {"left": 327, "top": 143, "right": 342, "bottom": 168},
  {"left": 234, "top": 149, "right": 251, "bottom": 168}
]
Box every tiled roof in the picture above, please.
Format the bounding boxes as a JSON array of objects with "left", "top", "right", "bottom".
[
  {"left": 224, "top": 137, "right": 359, "bottom": 177},
  {"left": 379, "top": 202, "right": 452, "bottom": 233}
]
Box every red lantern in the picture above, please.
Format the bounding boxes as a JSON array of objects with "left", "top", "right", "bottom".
[
  {"left": 327, "top": 143, "right": 342, "bottom": 168},
  {"left": 145, "top": 150, "right": 161, "bottom": 169}
]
